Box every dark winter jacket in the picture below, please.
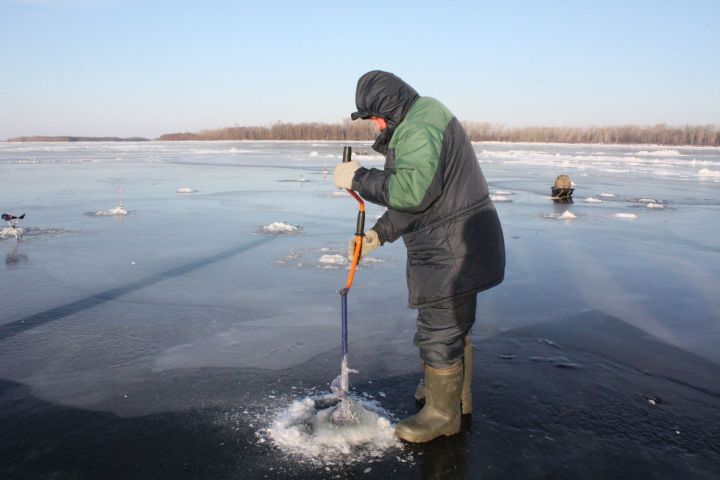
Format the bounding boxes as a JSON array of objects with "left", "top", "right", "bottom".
[{"left": 351, "top": 71, "right": 505, "bottom": 308}]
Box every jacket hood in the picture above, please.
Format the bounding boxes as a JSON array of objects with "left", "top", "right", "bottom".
[
  {"left": 351, "top": 70, "right": 419, "bottom": 127},
  {"left": 351, "top": 70, "right": 420, "bottom": 154}
]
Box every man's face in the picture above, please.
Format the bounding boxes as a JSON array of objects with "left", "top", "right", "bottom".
[{"left": 370, "top": 117, "right": 388, "bottom": 132}]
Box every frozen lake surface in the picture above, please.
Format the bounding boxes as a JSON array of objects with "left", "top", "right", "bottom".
[{"left": 1, "top": 141, "right": 719, "bottom": 479}]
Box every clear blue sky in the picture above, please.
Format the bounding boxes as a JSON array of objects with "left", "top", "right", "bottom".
[{"left": 1, "top": 0, "right": 718, "bottom": 139}]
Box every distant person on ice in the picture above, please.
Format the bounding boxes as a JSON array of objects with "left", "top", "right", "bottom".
[{"left": 333, "top": 70, "right": 505, "bottom": 443}]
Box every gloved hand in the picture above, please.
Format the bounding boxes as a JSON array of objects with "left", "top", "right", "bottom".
[
  {"left": 348, "top": 229, "right": 381, "bottom": 261},
  {"left": 333, "top": 160, "right": 361, "bottom": 189}
]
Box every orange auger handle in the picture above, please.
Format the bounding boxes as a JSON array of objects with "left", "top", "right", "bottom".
[
  {"left": 342, "top": 146, "right": 365, "bottom": 291},
  {"left": 344, "top": 189, "right": 365, "bottom": 290}
]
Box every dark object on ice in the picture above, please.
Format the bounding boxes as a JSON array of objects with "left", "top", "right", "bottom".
[
  {"left": 551, "top": 175, "right": 574, "bottom": 200},
  {"left": 2, "top": 213, "right": 25, "bottom": 222},
  {"left": 1, "top": 213, "right": 26, "bottom": 240}
]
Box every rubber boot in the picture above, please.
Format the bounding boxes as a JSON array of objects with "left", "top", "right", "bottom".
[
  {"left": 395, "top": 361, "right": 462, "bottom": 443},
  {"left": 415, "top": 336, "right": 473, "bottom": 415},
  {"left": 460, "top": 336, "right": 472, "bottom": 414}
]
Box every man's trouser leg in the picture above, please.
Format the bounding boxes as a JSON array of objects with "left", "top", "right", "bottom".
[
  {"left": 413, "top": 294, "right": 477, "bottom": 414},
  {"left": 395, "top": 295, "right": 476, "bottom": 443}
]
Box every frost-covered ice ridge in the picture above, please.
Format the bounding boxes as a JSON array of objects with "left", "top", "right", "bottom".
[
  {"left": 2, "top": 141, "right": 717, "bottom": 181},
  {"left": 476, "top": 145, "right": 720, "bottom": 182}
]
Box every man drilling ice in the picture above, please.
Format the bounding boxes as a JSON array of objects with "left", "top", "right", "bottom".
[{"left": 333, "top": 70, "right": 505, "bottom": 443}]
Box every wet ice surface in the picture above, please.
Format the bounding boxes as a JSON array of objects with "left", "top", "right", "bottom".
[{"left": 1, "top": 141, "right": 719, "bottom": 479}]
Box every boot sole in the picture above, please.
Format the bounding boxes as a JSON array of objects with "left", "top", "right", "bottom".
[{"left": 395, "top": 415, "right": 461, "bottom": 443}]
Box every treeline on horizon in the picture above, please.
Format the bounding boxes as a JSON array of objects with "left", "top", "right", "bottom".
[
  {"left": 8, "top": 123, "right": 719, "bottom": 146},
  {"left": 159, "top": 121, "right": 720, "bottom": 146}
]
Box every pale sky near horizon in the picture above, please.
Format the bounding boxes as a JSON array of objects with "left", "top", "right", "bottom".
[{"left": 1, "top": 0, "right": 719, "bottom": 139}]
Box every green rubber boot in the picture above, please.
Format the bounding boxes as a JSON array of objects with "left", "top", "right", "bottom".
[
  {"left": 395, "top": 361, "right": 463, "bottom": 443},
  {"left": 415, "top": 336, "right": 473, "bottom": 415}
]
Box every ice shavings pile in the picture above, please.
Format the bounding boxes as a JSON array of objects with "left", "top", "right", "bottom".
[
  {"left": 176, "top": 186, "right": 195, "bottom": 193},
  {"left": 490, "top": 194, "right": 512, "bottom": 202},
  {"left": 263, "top": 394, "right": 400, "bottom": 465},
  {"left": 698, "top": 168, "right": 720, "bottom": 178},
  {"left": 634, "top": 198, "right": 667, "bottom": 209},
  {"left": 583, "top": 197, "right": 603, "bottom": 203},
  {"left": 318, "top": 254, "right": 347, "bottom": 267},
  {"left": 275, "top": 247, "right": 387, "bottom": 270},
  {"left": 614, "top": 213, "right": 637, "bottom": 219},
  {"left": 93, "top": 206, "right": 128, "bottom": 216},
  {"left": 259, "top": 222, "right": 303, "bottom": 235},
  {"left": 541, "top": 211, "right": 577, "bottom": 220},
  {"left": 637, "top": 149, "right": 683, "bottom": 156}
]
